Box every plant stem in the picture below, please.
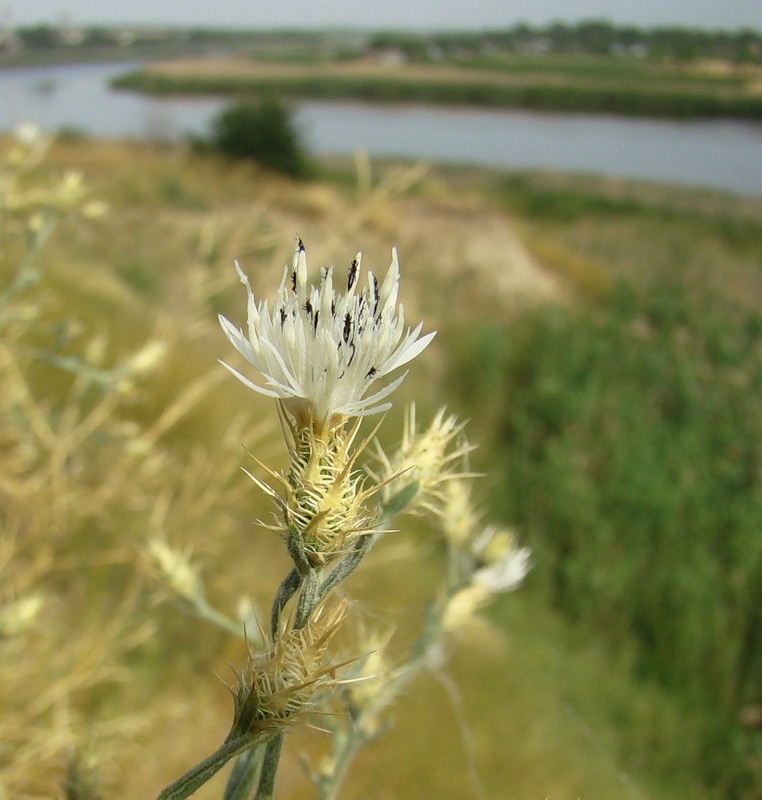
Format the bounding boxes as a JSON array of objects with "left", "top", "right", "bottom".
[
  {"left": 318, "top": 728, "right": 364, "bottom": 800},
  {"left": 253, "top": 734, "right": 284, "bottom": 800},
  {"left": 252, "top": 569, "right": 318, "bottom": 799},
  {"left": 195, "top": 595, "right": 246, "bottom": 638},
  {"left": 155, "top": 736, "right": 257, "bottom": 800},
  {"left": 270, "top": 568, "right": 302, "bottom": 639},
  {"left": 222, "top": 744, "right": 265, "bottom": 800},
  {"left": 248, "top": 469, "right": 413, "bottom": 799}
]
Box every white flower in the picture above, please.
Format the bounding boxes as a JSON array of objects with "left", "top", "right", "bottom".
[
  {"left": 14, "top": 121, "right": 46, "bottom": 148},
  {"left": 473, "top": 546, "right": 532, "bottom": 594},
  {"left": 219, "top": 238, "right": 435, "bottom": 427}
]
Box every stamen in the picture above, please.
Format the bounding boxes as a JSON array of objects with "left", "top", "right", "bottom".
[
  {"left": 347, "top": 259, "right": 358, "bottom": 291},
  {"left": 372, "top": 275, "right": 380, "bottom": 316}
]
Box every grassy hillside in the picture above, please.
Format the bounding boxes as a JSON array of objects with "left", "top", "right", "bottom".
[{"left": 1, "top": 134, "right": 760, "bottom": 799}]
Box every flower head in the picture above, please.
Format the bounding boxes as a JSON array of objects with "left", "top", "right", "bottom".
[
  {"left": 229, "top": 596, "right": 350, "bottom": 739},
  {"left": 377, "top": 405, "right": 474, "bottom": 516},
  {"left": 219, "top": 239, "right": 435, "bottom": 430},
  {"left": 463, "top": 524, "right": 532, "bottom": 595},
  {"left": 472, "top": 535, "right": 531, "bottom": 594},
  {"left": 248, "top": 416, "right": 381, "bottom": 568}
]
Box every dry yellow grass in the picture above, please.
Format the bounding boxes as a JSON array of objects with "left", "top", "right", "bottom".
[{"left": 1, "top": 136, "right": 689, "bottom": 800}]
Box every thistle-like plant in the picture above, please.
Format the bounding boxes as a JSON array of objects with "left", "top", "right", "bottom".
[{"left": 154, "top": 239, "right": 529, "bottom": 800}]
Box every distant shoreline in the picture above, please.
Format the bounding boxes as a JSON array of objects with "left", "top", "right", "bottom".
[{"left": 110, "top": 56, "right": 762, "bottom": 121}]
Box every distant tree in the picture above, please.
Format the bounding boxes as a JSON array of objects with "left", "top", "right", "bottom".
[
  {"left": 617, "top": 25, "right": 646, "bottom": 47},
  {"left": 83, "top": 28, "right": 115, "bottom": 47},
  {"left": 576, "top": 20, "right": 616, "bottom": 54},
  {"left": 209, "top": 98, "right": 311, "bottom": 179},
  {"left": 547, "top": 22, "right": 573, "bottom": 51},
  {"left": 18, "top": 25, "right": 60, "bottom": 49}
]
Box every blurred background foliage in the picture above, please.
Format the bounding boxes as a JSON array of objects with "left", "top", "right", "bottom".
[
  {"left": 196, "top": 98, "right": 313, "bottom": 180},
  {"left": 1, "top": 123, "right": 760, "bottom": 800}
]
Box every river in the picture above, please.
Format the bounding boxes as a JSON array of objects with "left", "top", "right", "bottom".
[{"left": 2, "top": 60, "right": 761, "bottom": 196}]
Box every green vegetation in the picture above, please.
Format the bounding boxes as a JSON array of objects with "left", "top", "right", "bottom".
[
  {"left": 445, "top": 172, "right": 762, "bottom": 798},
  {"left": 373, "top": 20, "right": 762, "bottom": 63},
  {"left": 201, "top": 98, "right": 312, "bottom": 178},
  {"left": 112, "top": 63, "right": 762, "bottom": 120},
  {"left": 453, "top": 284, "right": 761, "bottom": 794},
  {"left": 11, "top": 21, "right": 762, "bottom": 64}
]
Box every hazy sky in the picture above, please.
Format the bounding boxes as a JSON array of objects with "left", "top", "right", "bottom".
[{"left": 6, "top": 0, "right": 762, "bottom": 31}]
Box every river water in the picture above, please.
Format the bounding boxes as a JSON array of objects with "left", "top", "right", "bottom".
[{"left": 2, "top": 60, "right": 761, "bottom": 196}]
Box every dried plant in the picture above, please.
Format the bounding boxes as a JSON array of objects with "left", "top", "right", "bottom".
[
  {"left": 0, "top": 127, "right": 272, "bottom": 798},
  {"left": 0, "top": 125, "right": 528, "bottom": 798},
  {"left": 155, "top": 239, "right": 530, "bottom": 800}
]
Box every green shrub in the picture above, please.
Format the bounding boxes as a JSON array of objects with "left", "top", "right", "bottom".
[{"left": 209, "top": 98, "right": 310, "bottom": 178}]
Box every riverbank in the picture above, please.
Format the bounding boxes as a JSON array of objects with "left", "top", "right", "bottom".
[
  {"left": 111, "top": 54, "right": 762, "bottom": 120},
  {"left": 5, "top": 61, "right": 760, "bottom": 196}
]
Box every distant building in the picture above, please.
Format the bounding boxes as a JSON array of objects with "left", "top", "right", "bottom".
[
  {"left": 373, "top": 47, "right": 408, "bottom": 66},
  {"left": 59, "top": 14, "right": 85, "bottom": 46},
  {"left": 0, "top": 4, "right": 21, "bottom": 55},
  {"left": 517, "top": 37, "right": 552, "bottom": 55},
  {"left": 116, "top": 29, "right": 136, "bottom": 46}
]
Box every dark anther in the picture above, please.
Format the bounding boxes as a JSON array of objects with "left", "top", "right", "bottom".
[
  {"left": 347, "top": 259, "right": 358, "bottom": 291},
  {"left": 372, "top": 275, "right": 380, "bottom": 310},
  {"left": 366, "top": 367, "right": 377, "bottom": 378}
]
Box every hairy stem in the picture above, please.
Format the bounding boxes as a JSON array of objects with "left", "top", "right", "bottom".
[
  {"left": 155, "top": 736, "right": 257, "bottom": 800},
  {"left": 253, "top": 734, "right": 284, "bottom": 800},
  {"left": 270, "top": 568, "right": 302, "bottom": 640},
  {"left": 222, "top": 744, "right": 265, "bottom": 800}
]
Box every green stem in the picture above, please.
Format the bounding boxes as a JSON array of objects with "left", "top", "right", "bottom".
[
  {"left": 222, "top": 744, "right": 265, "bottom": 800},
  {"left": 315, "top": 532, "right": 376, "bottom": 606},
  {"left": 195, "top": 595, "right": 246, "bottom": 639},
  {"left": 270, "top": 568, "right": 302, "bottom": 640},
  {"left": 155, "top": 736, "right": 257, "bottom": 800},
  {"left": 318, "top": 728, "right": 364, "bottom": 800},
  {"left": 295, "top": 570, "right": 320, "bottom": 629},
  {"left": 446, "top": 544, "right": 463, "bottom": 594},
  {"left": 253, "top": 734, "right": 284, "bottom": 800}
]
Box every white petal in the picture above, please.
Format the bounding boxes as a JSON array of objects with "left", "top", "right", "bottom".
[
  {"left": 380, "top": 326, "right": 436, "bottom": 373},
  {"left": 218, "top": 360, "right": 282, "bottom": 398},
  {"left": 220, "top": 243, "right": 433, "bottom": 422},
  {"left": 342, "top": 373, "right": 407, "bottom": 414}
]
